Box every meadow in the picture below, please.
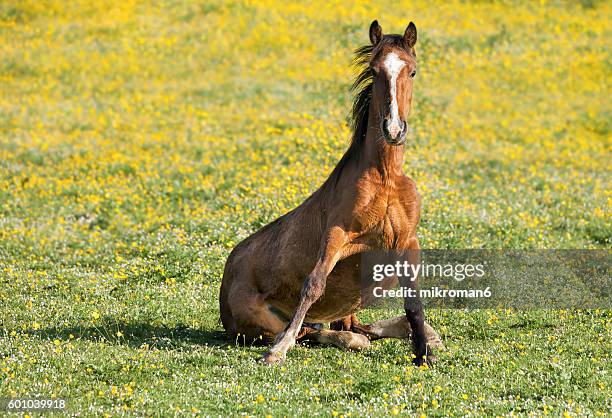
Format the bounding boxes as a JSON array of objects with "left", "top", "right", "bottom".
[{"left": 1, "top": 0, "right": 610, "bottom": 416}]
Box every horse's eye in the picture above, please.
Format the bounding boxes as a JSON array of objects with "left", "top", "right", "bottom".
[
  {"left": 370, "top": 68, "right": 378, "bottom": 77},
  {"left": 410, "top": 70, "right": 417, "bottom": 78}
]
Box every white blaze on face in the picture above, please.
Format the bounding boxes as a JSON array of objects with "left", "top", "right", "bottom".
[{"left": 383, "top": 52, "right": 406, "bottom": 137}]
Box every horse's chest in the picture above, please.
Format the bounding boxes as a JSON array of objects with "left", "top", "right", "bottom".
[
  {"left": 356, "top": 197, "right": 413, "bottom": 249},
  {"left": 380, "top": 206, "right": 412, "bottom": 247}
]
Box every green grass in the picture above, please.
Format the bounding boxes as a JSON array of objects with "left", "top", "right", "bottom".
[
  {"left": 2, "top": 304, "right": 610, "bottom": 415},
  {"left": 1, "top": 0, "right": 611, "bottom": 416}
]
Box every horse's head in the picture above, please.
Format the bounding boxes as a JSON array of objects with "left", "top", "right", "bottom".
[{"left": 368, "top": 20, "right": 417, "bottom": 145}]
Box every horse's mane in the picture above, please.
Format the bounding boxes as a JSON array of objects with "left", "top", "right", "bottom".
[
  {"left": 323, "top": 44, "right": 372, "bottom": 188},
  {"left": 349, "top": 44, "right": 375, "bottom": 159},
  {"left": 327, "top": 35, "right": 408, "bottom": 187}
]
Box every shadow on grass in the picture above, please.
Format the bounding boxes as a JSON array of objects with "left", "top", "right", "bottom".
[{"left": 26, "top": 320, "right": 229, "bottom": 350}]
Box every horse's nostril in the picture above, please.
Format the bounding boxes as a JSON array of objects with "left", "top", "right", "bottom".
[{"left": 382, "top": 120, "right": 390, "bottom": 135}]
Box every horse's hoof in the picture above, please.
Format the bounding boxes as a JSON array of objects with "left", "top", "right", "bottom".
[{"left": 260, "top": 350, "right": 285, "bottom": 365}]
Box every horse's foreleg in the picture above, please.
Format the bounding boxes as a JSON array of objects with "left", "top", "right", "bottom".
[
  {"left": 404, "top": 300, "right": 434, "bottom": 365},
  {"left": 261, "top": 228, "right": 346, "bottom": 365},
  {"left": 400, "top": 242, "right": 433, "bottom": 366},
  {"left": 261, "top": 262, "right": 332, "bottom": 364}
]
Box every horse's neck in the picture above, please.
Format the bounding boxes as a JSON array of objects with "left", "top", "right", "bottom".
[
  {"left": 362, "top": 113, "right": 405, "bottom": 180},
  {"left": 320, "top": 110, "right": 405, "bottom": 196}
]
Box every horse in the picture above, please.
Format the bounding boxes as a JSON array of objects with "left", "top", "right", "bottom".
[{"left": 219, "top": 20, "right": 442, "bottom": 366}]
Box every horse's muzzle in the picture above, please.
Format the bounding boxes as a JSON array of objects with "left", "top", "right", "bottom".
[{"left": 382, "top": 119, "right": 407, "bottom": 145}]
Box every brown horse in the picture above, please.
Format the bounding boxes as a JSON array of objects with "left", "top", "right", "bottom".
[{"left": 219, "top": 20, "right": 442, "bottom": 365}]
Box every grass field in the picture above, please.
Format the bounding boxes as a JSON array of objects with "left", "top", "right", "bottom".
[{"left": 1, "top": 0, "right": 611, "bottom": 416}]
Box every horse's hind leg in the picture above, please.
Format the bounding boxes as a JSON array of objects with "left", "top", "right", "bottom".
[
  {"left": 222, "top": 280, "right": 356, "bottom": 351},
  {"left": 332, "top": 314, "right": 443, "bottom": 348},
  {"left": 300, "top": 327, "right": 370, "bottom": 351},
  {"left": 365, "top": 316, "right": 443, "bottom": 348},
  {"left": 223, "top": 285, "right": 287, "bottom": 345}
]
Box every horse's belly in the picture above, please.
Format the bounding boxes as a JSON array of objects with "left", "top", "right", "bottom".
[
  {"left": 306, "top": 255, "right": 401, "bottom": 321},
  {"left": 304, "top": 255, "right": 363, "bottom": 322},
  {"left": 267, "top": 253, "right": 399, "bottom": 323}
]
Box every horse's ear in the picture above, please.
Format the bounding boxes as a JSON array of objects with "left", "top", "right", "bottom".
[
  {"left": 369, "top": 20, "right": 383, "bottom": 45},
  {"left": 404, "top": 21, "right": 417, "bottom": 49}
]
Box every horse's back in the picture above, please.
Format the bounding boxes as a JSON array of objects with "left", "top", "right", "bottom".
[{"left": 220, "top": 207, "right": 321, "bottom": 302}]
